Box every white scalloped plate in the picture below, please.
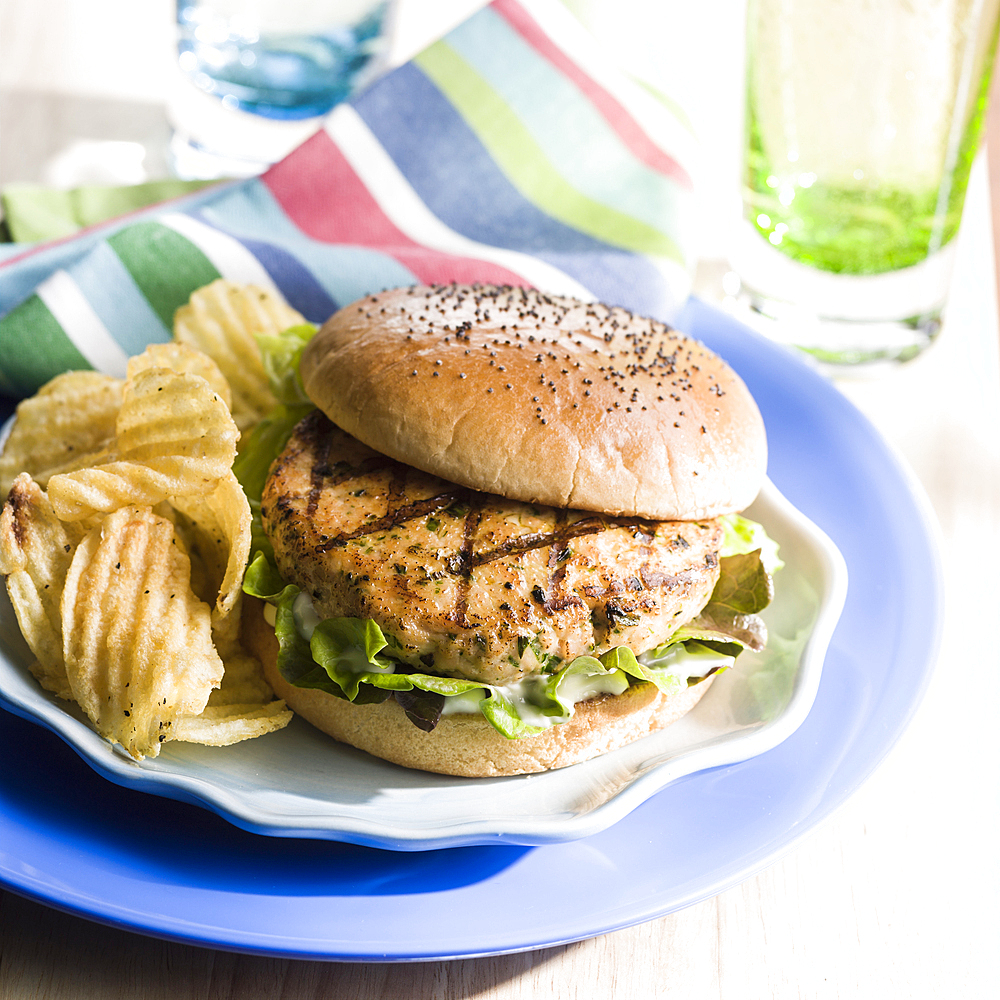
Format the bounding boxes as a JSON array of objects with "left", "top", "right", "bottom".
[{"left": 0, "top": 466, "right": 846, "bottom": 851}]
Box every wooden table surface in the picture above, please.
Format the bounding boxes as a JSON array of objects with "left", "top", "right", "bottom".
[{"left": 2, "top": 2, "right": 999, "bottom": 997}]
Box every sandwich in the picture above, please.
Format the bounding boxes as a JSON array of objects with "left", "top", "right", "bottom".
[{"left": 240, "top": 284, "right": 775, "bottom": 776}]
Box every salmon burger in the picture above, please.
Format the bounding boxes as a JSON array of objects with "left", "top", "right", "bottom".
[{"left": 241, "top": 284, "right": 775, "bottom": 777}]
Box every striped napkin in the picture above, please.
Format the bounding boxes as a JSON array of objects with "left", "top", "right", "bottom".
[{"left": 0, "top": 0, "right": 698, "bottom": 401}]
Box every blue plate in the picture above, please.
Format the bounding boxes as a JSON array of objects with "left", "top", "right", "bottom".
[{"left": 0, "top": 299, "right": 942, "bottom": 960}]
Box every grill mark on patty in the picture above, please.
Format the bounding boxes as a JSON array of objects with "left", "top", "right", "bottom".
[
  {"left": 538, "top": 510, "right": 584, "bottom": 614},
  {"left": 302, "top": 447, "right": 651, "bottom": 565},
  {"left": 467, "top": 515, "right": 650, "bottom": 570},
  {"left": 447, "top": 499, "right": 485, "bottom": 629},
  {"left": 311, "top": 474, "right": 677, "bottom": 608},
  {"left": 306, "top": 426, "right": 335, "bottom": 518},
  {"left": 315, "top": 490, "right": 466, "bottom": 552},
  {"left": 542, "top": 594, "right": 586, "bottom": 613},
  {"left": 320, "top": 456, "right": 396, "bottom": 490},
  {"left": 580, "top": 566, "right": 699, "bottom": 599},
  {"left": 289, "top": 414, "right": 712, "bottom": 618},
  {"left": 300, "top": 410, "right": 398, "bottom": 519},
  {"left": 387, "top": 466, "right": 409, "bottom": 507}
]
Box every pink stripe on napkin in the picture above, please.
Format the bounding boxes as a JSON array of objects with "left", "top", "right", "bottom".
[
  {"left": 263, "top": 130, "right": 528, "bottom": 288},
  {"left": 493, "top": 0, "right": 693, "bottom": 189}
]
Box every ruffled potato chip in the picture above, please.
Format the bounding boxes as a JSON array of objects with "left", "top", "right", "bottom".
[
  {"left": 173, "top": 279, "right": 305, "bottom": 432},
  {"left": 210, "top": 606, "right": 274, "bottom": 707},
  {"left": 0, "top": 372, "right": 123, "bottom": 500},
  {"left": 46, "top": 367, "right": 239, "bottom": 521},
  {"left": 168, "top": 471, "right": 251, "bottom": 621},
  {"left": 0, "top": 474, "right": 85, "bottom": 699},
  {"left": 126, "top": 342, "right": 233, "bottom": 410},
  {"left": 171, "top": 700, "right": 292, "bottom": 746},
  {"left": 2, "top": 281, "right": 299, "bottom": 759},
  {"left": 61, "top": 505, "right": 224, "bottom": 759}
]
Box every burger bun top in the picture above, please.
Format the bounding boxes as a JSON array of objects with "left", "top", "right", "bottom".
[{"left": 300, "top": 285, "right": 766, "bottom": 521}]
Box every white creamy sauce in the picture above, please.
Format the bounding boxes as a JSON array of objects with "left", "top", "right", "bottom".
[
  {"left": 498, "top": 677, "right": 557, "bottom": 727},
  {"left": 440, "top": 688, "right": 489, "bottom": 715},
  {"left": 639, "top": 642, "right": 735, "bottom": 679},
  {"left": 556, "top": 668, "right": 630, "bottom": 705},
  {"left": 432, "top": 672, "right": 628, "bottom": 727},
  {"left": 344, "top": 646, "right": 395, "bottom": 676},
  {"left": 292, "top": 592, "right": 321, "bottom": 640},
  {"left": 487, "top": 669, "right": 629, "bottom": 729}
]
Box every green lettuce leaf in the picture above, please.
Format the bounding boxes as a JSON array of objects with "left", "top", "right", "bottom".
[
  {"left": 233, "top": 403, "right": 314, "bottom": 571},
  {"left": 712, "top": 549, "right": 774, "bottom": 615},
  {"left": 602, "top": 643, "right": 731, "bottom": 697},
  {"left": 310, "top": 617, "right": 398, "bottom": 700},
  {"left": 479, "top": 690, "right": 548, "bottom": 738},
  {"left": 242, "top": 547, "right": 288, "bottom": 601},
  {"left": 271, "top": 585, "right": 318, "bottom": 684},
  {"left": 232, "top": 323, "right": 318, "bottom": 570},
  {"left": 254, "top": 323, "right": 316, "bottom": 406},
  {"left": 683, "top": 549, "right": 773, "bottom": 652},
  {"left": 639, "top": 640, "right": 737, "bottom": 687},
  {"left": 244, "top": 557, "right": 323, "bottom": 686},
  {"left": 233, "top": 321, "right": 318, "bottom": 504},
  {"left": 600, "top": 645, "right": 676, "bottom": 693},
  {"left": 721, "top": 513, "right": 784, "bottom": 572},
  {"left": 233, "top": 403, "right": 315, "bottom": 504},
  {"left": 666, "top": 623, "right": 745, "bottom": 659},
  {"left": 296, "top": 610, "right": 491, "bottom": 715},
  {"left": 746, "top": 625, "right": 811, "bottom": 721},
  {"left": 686, "top": 608, "right": 768, "bottom": 652}
]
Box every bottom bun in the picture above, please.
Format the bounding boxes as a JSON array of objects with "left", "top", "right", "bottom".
[{"left": 243, "top": 597, "right": 714, "bottom": 777}]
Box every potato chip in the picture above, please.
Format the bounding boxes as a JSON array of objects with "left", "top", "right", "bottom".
[
  {"left": 61, "top": 506, "right": 224, "bottom": 759},
  {"left": 3, "top": 284, "right": 301, "bottom": 759},
  {"left": 169, "top": 605, "right": 290, "bottom": 746},
  {"left": 126, "top": 342, "right": 232, "bottom": 410},
  {"left": 47, "top": 367, "right": 239, "bottom": 521},
  {"left": 170, "top": 700, "right": 292, "bottom": 746},
  {"left": 173, "top": 279, "right": 305, "bottom": 432},
  {"left": 0, "top": 372, "right": 123, "bottom": 500},
  {"left": 27, "top": 659, "right": 73, "bottom": 700},
  {"left": 209, "top": 607, "right": 274, "bottom": 706},
  {"left": 0, "top": 474, "right": 85, "bottom": 699},
  {"left": 168, "top": 471, "right": 251, "bottom": 620}
]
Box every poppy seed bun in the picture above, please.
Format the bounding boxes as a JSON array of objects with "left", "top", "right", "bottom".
[
  {"left": 300, "top": 284, "right": 767, "bottom": 521},
  {"left": 243, "top": 597, "right": 715, "bottom": 777}
]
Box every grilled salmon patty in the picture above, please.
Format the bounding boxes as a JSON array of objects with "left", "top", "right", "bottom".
[{"left": 263, "top": 411, "right": 723, "bottom": 687}]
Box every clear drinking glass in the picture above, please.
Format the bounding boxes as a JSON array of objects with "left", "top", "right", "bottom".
[
  {"left": 170, "top": 0, "right": 393, "bottom": 178},
  {"left": 729, "top": 0, "right": 1000, "bottom": 369}
]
